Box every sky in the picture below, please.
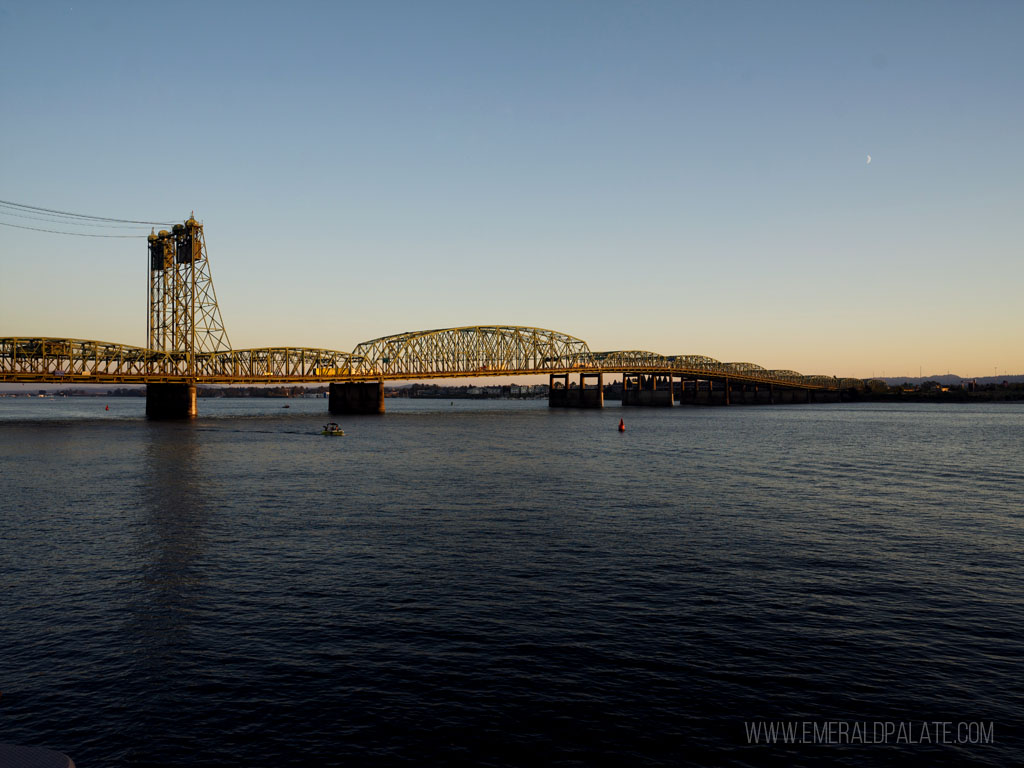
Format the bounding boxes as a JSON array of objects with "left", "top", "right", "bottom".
[{"left": 1, "top": 1, "right": 1022, "bottom": 379}]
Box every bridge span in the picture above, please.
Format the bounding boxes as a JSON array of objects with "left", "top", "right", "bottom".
[{"left": 2, "top": 217, "right": 864, "bottom": 417}]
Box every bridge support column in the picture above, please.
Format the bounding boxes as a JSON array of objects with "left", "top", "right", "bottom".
[
  {"left": 548, "top": 373, "right": 569, "bottom": 407},
  {"left": 681, "top": 379, "right": 700, "bottom": 404},
  {"left": 622, "top": 373, "right": 674, "bottom": 406},
  {"left": 329, "top": 381, "right": 385, "bottom": 414},
  {"left": 693, "top": 380, "right": 713, "bottom": 405},
  {"left": 146, "top": 383, "right": 197, "bottom": 419},
  {"left": 548, "top": 372, "right": 603, "bottom": 408},
  {"left": 579, "top": 372, "right": 604, "bottom": 408}
]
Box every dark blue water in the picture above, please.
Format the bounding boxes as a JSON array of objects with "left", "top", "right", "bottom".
[{"left": 2, "top": 398, "right": 1022, "bottom": 766}]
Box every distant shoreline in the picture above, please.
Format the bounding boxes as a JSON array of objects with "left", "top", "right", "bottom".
[{"left": 5, "top": 389, "right": 1024, "bottom": 403}]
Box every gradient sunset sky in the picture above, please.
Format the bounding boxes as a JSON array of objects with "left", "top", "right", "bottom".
[{"left": 1, "top": 1, "right": 1021, "bottom": 379}]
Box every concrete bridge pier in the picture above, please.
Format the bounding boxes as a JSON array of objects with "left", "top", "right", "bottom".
[
  {"left": 677, "top": 379, "right": 695, "bottom": 404},
  {"left": 146, "top": 383, "right": 197, "bottom": 419},
  {"left": 548, "top": 372, "right": 604, "bottom": 408},
  {"left": 777, "top": 387, "right": 811, "bottom": 404},
  {"left": 707, "top": 380, "right": 728, "bottom": 405},
  {"left": 734, "top": 382, "right": 769, "bottom": 405},
  {"left": 329, "top": 381, "right": 385, "bottom": 414},
  {"left": 578, "top": 372, "right": 604, "bottom": 408},
  {"left": 622, "top": 373, "right": 674, "bottom": 406},
  {"left": 684, "top": 379, "right": 716, "bottom": 405}
]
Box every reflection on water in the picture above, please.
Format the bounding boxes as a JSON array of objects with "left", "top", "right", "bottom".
[
  {"left": 113, "top": 424, "right": 213, "bottom": 761},
  {"left": 128, "top": 424, "right": 208, "bottom": 647}
]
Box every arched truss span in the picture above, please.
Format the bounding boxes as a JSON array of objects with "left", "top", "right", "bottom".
[
  {"left": 588, "top": 350, "right": 670, "bottom": 369},
  {"left": 351, "top": 326, "right": 592, "bottom": 378},
  {"left": 766, "top": 369, "right": 807, "bottom": 386},
  {"left": 667, "top": 354, "right": 721, "bottom": 368},
  {"left": 724, "top": 362, "right": 766, "bottom": 373}
]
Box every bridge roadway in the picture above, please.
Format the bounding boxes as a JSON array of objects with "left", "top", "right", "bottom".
[{"left": 1, "top": 326, "right": 863, "bottom": 417}]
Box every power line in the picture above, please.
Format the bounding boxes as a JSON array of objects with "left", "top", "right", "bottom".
[
  {"left": 0, "top": 220, "right": 149, "bottom": 238},
  {"left": 0, "top": 207, "right": 161, "bottom": 229},
  {"left": 0, "top": 198, "right": 174, "bottom": 225}
]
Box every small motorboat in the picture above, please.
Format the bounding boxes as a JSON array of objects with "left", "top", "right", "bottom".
[{"left": 321, "top": 422, "right": 345, "bottom": 436}]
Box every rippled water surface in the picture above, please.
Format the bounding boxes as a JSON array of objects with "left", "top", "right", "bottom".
[{"left": 2, "top": 398, "right": 1022, "bottom": 766}]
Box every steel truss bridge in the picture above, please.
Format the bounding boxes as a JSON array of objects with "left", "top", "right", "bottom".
[
  {"left": 1, "top": 217, "right": 863, "bottom": 393},
  {"left": 0, "top": 332, "right": 861, "bottom": 390}
]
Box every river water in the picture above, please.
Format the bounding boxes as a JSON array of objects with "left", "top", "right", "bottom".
[{"left": 1, "top": 398, "right": 1022, "bottom": 766}]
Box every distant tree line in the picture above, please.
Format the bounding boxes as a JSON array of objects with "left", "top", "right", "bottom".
[
  {"left": 198, "top": 386, "right": 328, "bottom": 398},
  {"left": 863, "top": 379, "right": 1024, "bottom": 402},
  {"left": 103, "top": 386, "right": 329, "bottom": 398}
]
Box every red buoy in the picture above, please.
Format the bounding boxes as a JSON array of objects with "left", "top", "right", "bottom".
[
  {"left": 618, "top": 418, "right": 625, "bottom": 432},
  {"left": 105, "top": 405, "right": 109, "bottom": 411}
]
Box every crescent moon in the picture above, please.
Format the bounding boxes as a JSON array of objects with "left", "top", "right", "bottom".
[{"left": 866, "top": 154, "right": 871, "bottom": 164}]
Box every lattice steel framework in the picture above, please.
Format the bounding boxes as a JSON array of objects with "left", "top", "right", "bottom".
[
  {"left": 0, "top": 333, "right": 865, "bottom": 390},
  {"left": 589, "top": 350, "right": 670, "bottom": 369},
  {"left": 1, "top": 338, "right": 185, "bottom": 381},
  {"left": 195, "top": 348, "right": 362, "bottom": 383},
  {"left": 148, "top": 216, "right": 230, "bottom": 374},
  {"left": 0, "top": 338, "right": 361, "bottom": 384},
  {"left": 351, "top": 326, "right": 592, "bottom": 378},
  {"left": 586, "top": 351, "right": 809, "bottom": 386}
]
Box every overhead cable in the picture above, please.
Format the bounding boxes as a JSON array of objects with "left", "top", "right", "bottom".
[
  {"left": 0, "top": 206, "right": 161, "bottom": 229},
  {"left": 0, "top": 220, "right": 149, "bottom": 238},
  {"left": 0, "top": 198, "right": 174, "bottom": 225}
]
